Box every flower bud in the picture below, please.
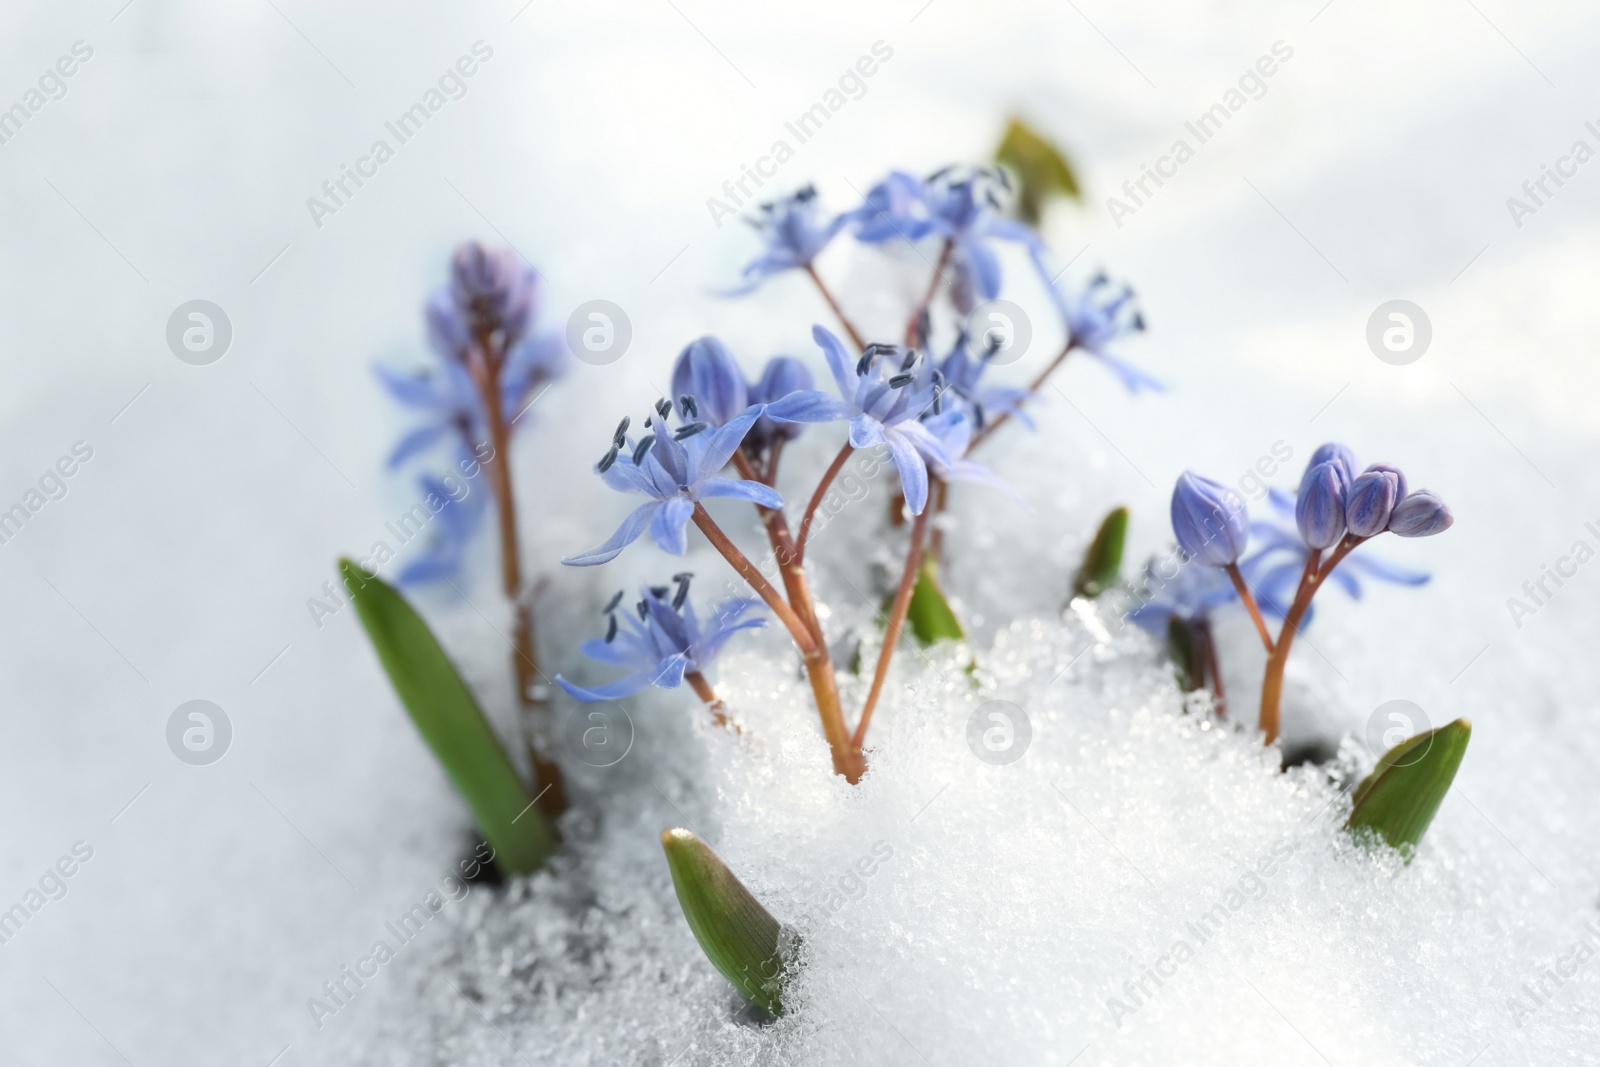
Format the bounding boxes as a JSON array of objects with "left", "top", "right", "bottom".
[
  {"left": 1296, "top": 461, "right": 1347, "bottom": 549},
  {"left": 747, "top": 356, "right": 814, "bottom": 448},
  {"left": 449, "top": 241, "right": 538, "bottom": 341},
  {"left": 670, "top": 336, "right": 749, "bottom": 426},
  {"left": 1308, "top": 443, "right": 1357, "bottom": 491},
  {"left": 1361, "top": 462, "right": 1408, "bottom": 503},
  {"left": 1346, "top": 469, "right": 1401, "bottom": 538},
  {"left": 1388, "top": 490, "right": 1454, "bottom": 537},
  {"left": 1170, "top": 472, "right": 1249, "bottom": 567}
]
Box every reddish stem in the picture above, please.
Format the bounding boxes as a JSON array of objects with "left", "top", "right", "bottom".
[
  {"left": 794, "top": 443, "right": 854, "bottom": 565},
  {"left": 685, "top": 670, "right": 738, "bottom": 733},
  {"left": 1224, "top": 562, "right": 1276, "bottom": 655},
  {"left": 805, "top": 264, "right": 867, "bottom": 352},
  {"left": 853, "top": 502, "right": 931, "bottom": 749}
]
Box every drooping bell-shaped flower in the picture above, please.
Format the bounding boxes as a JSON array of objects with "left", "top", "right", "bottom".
[
  {"left": 1170, "top": 471, "right": 1249, "bottom": 567},
  {"left": 744, "top": 355, "right": 813, "bottom": 454},
  {"left": 670, "top": 337, "right": 749, "bottom": 427}
]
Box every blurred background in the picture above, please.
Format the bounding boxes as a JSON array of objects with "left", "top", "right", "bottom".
[{"left": 3, "top": 0, "right": 1598, "bottom": 1062}]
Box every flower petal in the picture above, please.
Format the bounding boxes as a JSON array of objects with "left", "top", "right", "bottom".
[
  {"left": 765, "top": 390, "right": 854, "bottom": 424},
  {"left": 649, "top": 496, "right": 696, "bottom": 555},
  {"left": 386, "top": 424, "right": 449, "bottom": 468},
  {"left": 698, "top": 476, "right": 784, "bottom": 509},
  {"left": 562, "top": 501, "right": 660, "bottom": 566},
  {"left": 812, "top": 324, "right": 857, "bottom": 399},
  {"left": 884, "top": 430, "right": 930, "bottom": 514},
  {"left": 694, "top": 406, "right": 764, "bottom": 477},
  {"left": 848, "top": 415, "right": 886, "bottom": 448}
]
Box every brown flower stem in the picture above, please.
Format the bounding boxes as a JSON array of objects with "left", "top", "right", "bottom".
[
  {"left": 1224, "top": 562, "right": 1276, "bottom": 655},
  {"left": 905, "top": 239, "right": 953, "bottom": 346},
  {"left": 1257, "top": 538, "right": 1362, "bottom": 745},
  {"left": 853, "top": 501, "right": 931, "bottom": 750},
  {"left": 467, "top": 332, "right": 565, "bottom": 818},
  {"left": 732, "top": 451, "right": 823, "bottom": 645},
  {"left": 805, "top": 264, "right": 867, "bottom": 352},
  {"left": 685, "top": 670, "right": 738, "bottom": 733},
  {"left": 969, "top": 338, "right": 1075, "bottom": 453},
  {"left": 794, "top": 443, "right": 854, "bottom": 565},
  {"left": 691, "top": 508, "right": 859, "bottom": 780}
]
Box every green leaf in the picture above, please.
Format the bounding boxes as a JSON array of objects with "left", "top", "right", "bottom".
[
  {"left": 995, "top": 116, "right": 1082, "bottom": 225},
  {"left": 661, "top": 828, "right": 791, "bottom": 1016},
  {"left": 882, "top": 560, "right": 966, "bottom": 646},
  {"left": 1073, "top": 506, "right": 1128, "bottom": 599},
  {"left": 1166, "top": 615, "right": 1204, "bottom": 693},
  {"left": 1346, "top": 718, "right": 1471, "bottom": 857},
  {"left": 341, "top": 559, "right": 557, "bottom": 876}
]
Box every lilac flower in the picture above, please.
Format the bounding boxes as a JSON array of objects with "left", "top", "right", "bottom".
[
  {"left": 1048, "top": 272, "right": 1158, "bottom": 393},
  {"left": 917, "top": 409, "right": 1021, "bottom": 501},
  {"left": 1127, "top": 558, "right": 1238, "bottom": 634},
  {"left": 764, "top": 326, "right": 954, "bottom": 514},
  {"left": 1171, "top": 472, "right": 1250, "bottom": 567},
  {"left": 448, "top": 242, "right": 539, "bottom": 343},
  {"left": 938, "top": 332, "right": 1034, "bottom": 432},
  {"left": 745, "top": 355, "right": 813, "bottom": 454},
  {"left": 851, "top": 167, "right": 1050, "bottom": 312},
  {"left": 563, "top": 404, "right": 781, "bottom": 566},
  {"left": 670, "top": 337, "right": 749, "bottom": 427},
  {"left": 1388, "top": 489, "right": 1454, "bottom": 537},
  {"left": 556, "top": 578, "right": 765, "bottom": 702},
  {"left": 1296, "top": 460, "right": 1347, "bottom": 550},
  {"left": 1242, "top": 489, "right": 1429, "bottom": 621},
  {"left": 396, "top": 475, "right": 490, "bottom": 586},
  {"left": 381, "top": 241, "right": 566, "bottom": 469},
  {"left": 729, "top": 186, "right": 846, "bottom": 292}
]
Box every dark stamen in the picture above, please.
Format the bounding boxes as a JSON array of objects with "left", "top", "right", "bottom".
[
  {"left": 1132, "top": 313, "right": 1146, "bottom": 332},
  {"left": 900, "top": 349, "right": 917, "bottom": 372},
  {"left": 889, "top": 373, "right": 915, "bottom": 388},
  {"left": 632, "top": 436, "right": 655, "bottom": 465},
  {"left": 679, "top": 394, "right": 698, "bottom": 418},
  {"left": 673, "top": 422, "right": 707, "bottom": 440},
  {"left": 855, "top": 353, "right": 874, "bottom": 377},
  {"left": 655, "top": 398, "right": 672, "bottom": 418},
  {"left": 603, "top": 590, "right": 625, "bottom": 614},
  {"left": 604, "top": 614, "right": 619, "bottom": 643},
  {"left": 672, "top": 572, "right": 692, "bottom": 609},
  {"left": 598, "top": 445, "right": 619, "bottom": 473},
  {"left": 636, "top": 599, "right": 649, "bottom": 619},
  {"left": 972, "top": 402, "right": 986, "bottom": 430},
  {"left": 613, "top": 416, "right": 630, "bottom": 447},
  {"left": 650, "top": 585, "right": 669, "bottom": 599}
]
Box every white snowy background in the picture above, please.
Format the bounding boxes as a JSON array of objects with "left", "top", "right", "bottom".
[{"left": 2, "top": 0, "right": 1598, "bottom": 1064}]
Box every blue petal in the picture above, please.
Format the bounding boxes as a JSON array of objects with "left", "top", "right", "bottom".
[
  {"left": 765, "top": 390, "right": 854, "bottom": 424},
  {"left": 386, "top": 424, "right": 449, "bottom": 468},
  {"left": 374, "top": 365, "right": 447, "bottom": 409},
  {"left": 812, "top": 324, "right": 857, "bottom": 399},
  {"left": 579, "top": 636, "right": 649, "bottom": 668},
  {"left": 693, "top": 406, "right": 764, "bottom": 477},
  {"left": 556, "top": 657, "right": 688, "bottom": 702},
  {"left": 884, "top": 430, "right": 930, "bottom": 514},
  {"left": 698, "top": 476, "right": 784, "bottom": 509},
  {"left": 958, "top": 238, "right": 1002, "bottom": 302},
  {"left": 649, "top": 496, "right": 696, "bottom": 555},
  {"left": 848, "top": 415, "right": 886, "bottom": 448},
  {"left": 562, "top": 501, "right": 661, "bottom": 566}
]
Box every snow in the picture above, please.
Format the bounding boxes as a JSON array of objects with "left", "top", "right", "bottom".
[{"left": 3, "top": 0, "right": 1599, "bottom": 1064}]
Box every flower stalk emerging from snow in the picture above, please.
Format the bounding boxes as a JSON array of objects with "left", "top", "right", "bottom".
[
  {"left": 379, "top": 240, "right": 570, "bottom": 816},
  {"left": 1167, "top": 444, "right": 1454, "bottom": 745}
]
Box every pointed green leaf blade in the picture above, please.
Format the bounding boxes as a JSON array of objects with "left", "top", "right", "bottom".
[
  {"left": 1073, "top": 506, "right": 1128, "bottom": 599},
  {"left": 661, "top": 828, "right": 790, "bottom": 1016},
  {"left": 880, "top": 560, "right": 966, "bottom": 646},
  {"left": 995, "top": 116, "right": 1082, "bottom": 225},
  {"left": 1346, "top": 718, "right": 1471, "bottom": 857},
  {"left": 341, "top": 559, "right": 556, "bottom": 875}
]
